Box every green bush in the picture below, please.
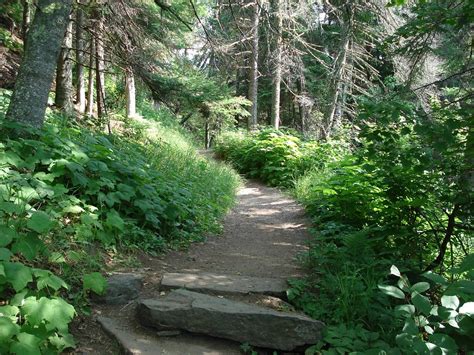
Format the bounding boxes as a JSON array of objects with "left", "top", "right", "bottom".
[{"left": 215, "top": 129, "right": 347, "bottom": 188}]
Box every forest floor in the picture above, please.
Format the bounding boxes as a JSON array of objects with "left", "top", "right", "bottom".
[{"left": 70, "top": 176, "right": 312, "bottom": 354}]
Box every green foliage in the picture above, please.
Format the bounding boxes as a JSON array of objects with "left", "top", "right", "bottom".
[
  {"left": 0, "top": 262, "right": 75, "bottom": 354},
  {"left": 306, "top": 324, "right": 394, "bottom": 354},
  {"left": 217, "top": 87, "right": 471, "bottom": 352},
  {"left": 0, "top": 28, "right": 22, "bottom": 52},
  {"left": 0, "top": 90, "right": 240, "bottom": 353},
  {"left": 214, "top": 129, "right": 347, "bottom": 187},
  {"left": 82, "top": 272, "right": 107, "bottom": 295},
  {"left": 380, "top": 263, "right": 474, "bottom": 354}
]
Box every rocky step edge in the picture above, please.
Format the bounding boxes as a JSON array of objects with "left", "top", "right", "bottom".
[
  {"left": 160, "top": 272, "right": 289, "bottom": 299},
  {"left": 137, "top": 289, "right": 325, "bottom": 351}
]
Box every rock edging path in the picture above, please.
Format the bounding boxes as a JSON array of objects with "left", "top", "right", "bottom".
[{"left": 94, "top": 179, "right": 322, "bottom": 354}]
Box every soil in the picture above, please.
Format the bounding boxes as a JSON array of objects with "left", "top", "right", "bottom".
[{"left": 68, "top": 178, "right": 312, "bottom": 354}]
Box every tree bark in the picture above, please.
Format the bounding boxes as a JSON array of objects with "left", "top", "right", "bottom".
[
  {"left": 75, "top": 7, "right": 86, "bottom": 113},
  {"left": 21, "top": 0, "right": 30, "bottom": 44},
  {"left": 86, "top": 35, "right": 95, "bottom": 117},
  {"left": 247, "top": 0, "right": 259, "bottom": 130},
  {"left": 6, "top": 0, "right": 73, "bottom": 128},
  {"left": 323, "top": 31, "right": 350, "bottom": 139},
  {"left": 55, "top": 15, "right": 74, "bottom": 113},
  {"left": 125, "top": 68, "right": 137, "bottom": 118},
  {"left": 205, "top": 121, "right": 210, "bottom": 149},
  {"left": 271, "top": 0, "right": 282, "bottom": 130},
  {"left": 95, "top": 26, "right": 106, "bottom": 118}
]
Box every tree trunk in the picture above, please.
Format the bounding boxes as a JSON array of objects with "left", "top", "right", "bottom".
[
  {"left": 21, "top": 0, "right": 30, "bottom": 44},
  {"left": 271, "top": 0, "right": 282, "bottom": 130},
  {"left": 95, "top": 27, "right": 106, "bottom": 118},
  {"left": 323, "top": 32, "right": 350, "bottom": 139},
  {"left": 204, "top": 121, "right": 210, "bottom": 149},
  {"left": 247, "top": 1, "right": 259, "bottom": 130},
  {"left": 55, "top": 15, "right": 74, "bottom": 113},
  {"left": 86, "top": 35, "right": 95, "bottom": 117},
  {"left": 76, "top": 7, "right": 86, "bottom": 113},
  {"left": 6, "top": 0, "right": 73, "bottom": 128},
  {"left": 125, "top": 68, "right": 136, "bottom": 118}
]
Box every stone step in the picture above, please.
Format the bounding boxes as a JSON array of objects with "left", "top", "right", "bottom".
[
  {"left": 137, "top": 289, "right": 324, "bottom": 351},
  {"left": 160, "top": 272, "right": 288, "bottom": 298},
  {"left": 98, "top": 316, "right": 242, "bottom": 355}
]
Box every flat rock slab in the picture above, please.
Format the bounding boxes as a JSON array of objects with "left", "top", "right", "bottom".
[
  {"left": 137, "top": 289, "right": 324, "bottom": 351},
  {"left": 161, "top": 272, "right": 288, "bottom": 298},
  {"left": 98, "top": 316, "right": 242, "bottom": 355}
]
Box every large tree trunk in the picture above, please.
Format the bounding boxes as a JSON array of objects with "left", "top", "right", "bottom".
[
  {"left": 86, "top": 35, "right": 95, "bottom": 117},
  {"left": 76, "top": 7, "right": 86, "bottom": 113},
  {"left": 125, "top": 68, "right": 136, "bottom": 118},
  {"left": 6, "top": 0, "right": 73, "bottom": 128},
  {"left": 271, "top": 0, "right": 282, "bottom": 130},
  {"left": 247, "top": 0, "right": 259, "bottom": 130},
  {"left": 55, "top": 15, "right": 74, "bottom": 113}
]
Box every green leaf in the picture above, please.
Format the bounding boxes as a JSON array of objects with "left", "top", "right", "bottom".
[
  {"left": 402, "top": 318, "right": 419, "bottom": 335},
  {"left": 9, "top": 332, "right": 41, "bottom": 355},
  {"left": 48, "top": 333, "right": 75, "bottom": 351},
  {"left": 62, "top": 205, "right": 84, "bottom": 214},
  {"left": 11, "top": 235, "right": 44, "bottom": 261},
  {"left": 0, "top": 305, "right": 19, "bottom": 318},
  {"left": 105, "top": 210, "right": 124, "bottom": 231},
  {"left": 378, "top": 284, "right": 405, "bottom": 299},
  {"left": 0, "top": 226, "right": 17, "bottom": 247},
  {"left": 459, "top": 302, "right": 474, "bottom": 316},
  {"left": 437, "top": 306, "right": 457, "bottom": 322},
  {"left": 0, "top": 248, "right": 12, "bottom": 261},
  {"left": 428, "top": 333, "right": 458, "bottom": 352},
  {"left": 22, "top": 297, "right": 75, "bottom": 333},
  {"left": 27, "top": 211, "right": 53, "bottom": 234},
  {"left": 395, "top": 304, "right": 415, "bottom": 318},
  {"left": 33, "top": 269, "right": 68, "bottom": 291},
  {"left": 412, "top": 291, "right": 432, "bottom": 315},
  {"left": 390, "top": 265, "right": 401, "bottom": 277},
  {"left": 83, "top": 272, "right": 107, "bottom": 295},
  {"left": 410, "top": 282, "right": 430, "bottom": 294},
  {"left": 441, "top": 295, "right": 459, "bottom": 310},
  {"left": 0, "top": 201, "right": 22, "bottom": 214},
  {"left": 48, "top": 252, "right": 66, "bottom": 263},
  {"left": 0, "top": 316, "right": 19, "bottom": 342},
  {"left": 4, "top": 262, "right": 33, "bottom": 292},
  {"left": 422, "top": 271, "right": 447, "bottom": 286}
]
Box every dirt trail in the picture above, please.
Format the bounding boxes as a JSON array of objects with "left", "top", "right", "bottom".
[
  {"left": 72, "top": 179, "right": 312, "bottom": 354},
  {"left": 143, "top": 180, "right": 311, "bottom": 283}
]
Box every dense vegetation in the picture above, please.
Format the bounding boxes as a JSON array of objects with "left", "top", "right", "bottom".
[
  {"left": 0, "top": 0, "right": 472, "bottom": 353},
  {"left": 0, "top": 89, "right": 240, "bottom": 352},
  {"left": 215, "top": 96, "right": 473, "bottom": 352}
]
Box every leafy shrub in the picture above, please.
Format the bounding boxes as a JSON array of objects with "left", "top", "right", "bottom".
[
  {"left": 215, "top": 129, "right": 347, "bottom": 187},
  {"left": 380, "top": 262, "right": 474, "bottom": 354},
  {"left": 0, "top": 263, "right": 76, "bottom": 354}
]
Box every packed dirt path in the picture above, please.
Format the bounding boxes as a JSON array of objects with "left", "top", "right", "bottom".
[
  {"left": 72, "top": 180, "right": 313, "bottom": 354},
  {"left": 145, "top": 180, "right": 311, "bottom": 281}
]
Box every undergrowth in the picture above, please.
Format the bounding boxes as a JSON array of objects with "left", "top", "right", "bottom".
[
  {"left": 0, "top": 89, "right": 240, "bottom": 353},
  {"left": 214, "top": 99, "right": 473, "bottom": 354}
]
